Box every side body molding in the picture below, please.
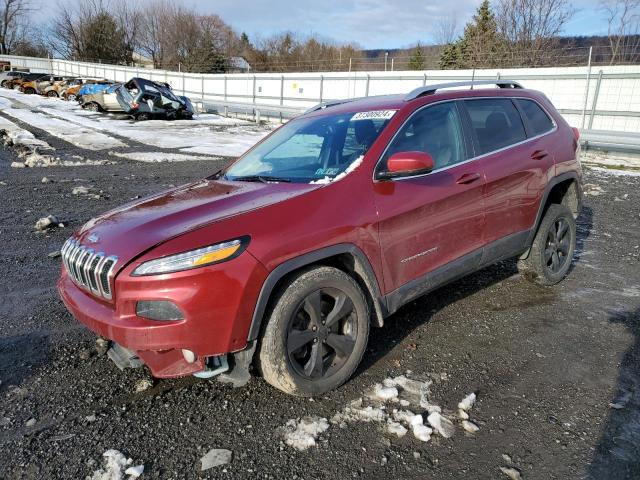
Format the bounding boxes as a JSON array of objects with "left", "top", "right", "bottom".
[{"left": 247, "top": 244, "right": 387, "bottom": 341}]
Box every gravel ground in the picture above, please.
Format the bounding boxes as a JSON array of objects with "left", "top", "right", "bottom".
[{"left": 0, "top": 136, "right": 639, "bottom": 480}]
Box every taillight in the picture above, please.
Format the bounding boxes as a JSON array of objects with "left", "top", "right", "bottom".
[
  {"left": 571, "top": 127, "right": 580, "bottom": 141},
  {"left": 131, "top": 102, "right": 139, "bottom": 109}
]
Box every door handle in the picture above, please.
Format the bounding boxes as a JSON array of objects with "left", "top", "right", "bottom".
[
  {"left": 456, "top": 173, "right": 481, "bottom": 184},
  {"left": 531, "top": 149, "right": 549, "bottom": 160}
]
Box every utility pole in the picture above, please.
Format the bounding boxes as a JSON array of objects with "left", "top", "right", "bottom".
[{"left": 384, "top": 52, "right": 388, "bottom": 71}]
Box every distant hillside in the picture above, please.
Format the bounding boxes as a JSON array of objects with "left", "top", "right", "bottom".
[{"left": 359, "top": 35, "right": 639, "bottom": 69}]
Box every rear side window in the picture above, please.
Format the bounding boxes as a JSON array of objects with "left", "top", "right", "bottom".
[
  {"left": 464, "top": 99, "right": 526, "bottom": 154},
  {"left": 517, "top": 99, "right": 555, "bottom": 136}
]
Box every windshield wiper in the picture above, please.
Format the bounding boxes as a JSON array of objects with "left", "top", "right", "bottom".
[{"left": 231, "top": 175, "right": 291, "bottom": 183}]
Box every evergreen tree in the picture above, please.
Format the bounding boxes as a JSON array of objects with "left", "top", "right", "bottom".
[
  {"left": 82, "top": 13, "right": 131, "bottom": 64},
  {"left": 408, "top": 43, "right": 426, "bottom": 70},
  {"left": 438, "top": 0, "right": 505, "bottom": 69}
]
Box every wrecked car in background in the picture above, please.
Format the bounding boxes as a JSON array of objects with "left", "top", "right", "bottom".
[
  {"left": 62, "top": 79, "right": 110, "bottom": 101},
  {"left": 0, "top": 69, "right": 30, "bottom": 87},
  {"left": 42, "top": 78, "right": 77, "bottom": 97},
  {"left": 81, "top": 84, "right": 123, "bottom": 112},
  {"left": 2, "top": 72, "right": 48, "bottom": 90},
  {"left": 116, "top": 77, "right": 194, "bottom": 120},
  {"left": 22, "top": 76, "right": 65, "bottom": 95}
]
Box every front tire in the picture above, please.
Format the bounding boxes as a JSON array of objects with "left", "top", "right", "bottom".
[
  {"left": 519, "top": 204, "right": 576, "bottom": 286},
  {"left": 259, "top": 266, "right": 370, "bottom": 396}
]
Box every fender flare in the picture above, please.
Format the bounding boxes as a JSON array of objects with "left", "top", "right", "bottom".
[
  {"left": 247, "top": 243, "right": 387, "bottom": 342},
  {"left": 524, "top": 171, "right": 582, "bottom": 251}
]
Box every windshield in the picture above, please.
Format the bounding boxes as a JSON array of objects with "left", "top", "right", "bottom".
[{"left": 224, "top": 110, "right": 394, "bottom": 183}]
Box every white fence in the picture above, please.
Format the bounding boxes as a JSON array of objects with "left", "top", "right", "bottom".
[{"left": 2, "top": 54, "right": 640, "bottom": 135}]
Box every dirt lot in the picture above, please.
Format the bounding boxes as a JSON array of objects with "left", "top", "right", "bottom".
[{"left": 1, "top": 116, "right": 639, "bottom": 478}]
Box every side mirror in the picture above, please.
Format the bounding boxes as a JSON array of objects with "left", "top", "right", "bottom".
[{"left": 381, "top": 151, "right": 434, "bottom": 179}]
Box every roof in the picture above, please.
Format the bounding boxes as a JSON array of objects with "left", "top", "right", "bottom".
[{"left": 304, "top": 80, "right": 531, "bottom": 118}]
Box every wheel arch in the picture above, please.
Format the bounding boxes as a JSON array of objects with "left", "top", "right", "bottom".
[
  {"left": 522, "top": 172, "right": 582, "bottom": 259},
  {"left": 247, "top": 244, "right": 387, "bottom": 343}
]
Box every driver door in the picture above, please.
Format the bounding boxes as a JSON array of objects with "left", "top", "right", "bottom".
[{"left": 372, "top": 101, "right": 486, "bottom": 300}]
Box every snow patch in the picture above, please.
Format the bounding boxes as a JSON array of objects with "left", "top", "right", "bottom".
[
  {"left": 462, "top": 420, "right": 480, "bottom": 433},
  {"left": 109, "top": 151, "right": 221, "bottom": 163},
  {"left": 458, "top": 392, "right": 476, "bottom": 411},
  {"left": 587, "top": 166, "right": 640, "bottom": 177},
  {"left": 283, "top": 416, "right": 330, "bottom": 451},
  {"left": 309, "top": 156, "right": 363, "bottom": 184},
  {"left": 427, "top": 411, "right": 455, "bottom": 438},
  {"left": 90, "top": 449, "right": 143, "bottom": 480}
]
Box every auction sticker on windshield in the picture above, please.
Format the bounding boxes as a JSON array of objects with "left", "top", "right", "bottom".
[{"left": 352, "top": 110, "right": 397, "bottom": 120}]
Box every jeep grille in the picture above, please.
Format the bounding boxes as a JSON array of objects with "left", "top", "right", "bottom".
[{"left": 61, "top": 238, "right": 118, "bottom": 299}]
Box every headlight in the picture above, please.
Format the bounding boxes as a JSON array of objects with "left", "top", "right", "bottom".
[{"left": 132, "top": 237, "right": 249, "bottom": 276}]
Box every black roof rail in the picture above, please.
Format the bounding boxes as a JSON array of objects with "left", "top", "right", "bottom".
[
  {"left": 404, "top": 80, "right": 523, "bottom": 101},
  {"left": 304, "top": 98, "right": 359, "bottom": 114}
]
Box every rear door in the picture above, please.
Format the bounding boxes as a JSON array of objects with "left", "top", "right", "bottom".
[
  {"left": 461, "top": 97, "right": 554, "bottom": 250},
  {"left": 373, "top": 101, "right": 486, "bottom": 298}
]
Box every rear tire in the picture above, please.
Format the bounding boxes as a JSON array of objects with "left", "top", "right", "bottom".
[
  {"left": 23, "top": 87, "right": 35, "bottom": 94},
  {"left": 518, "top": 204, "right": 576, "bottom": 286},
  {"left": 84, "top": 102, "right": 101, "bottom": 112},
  {"left": 135, "top": 112, "right": 151, "bottom": 121},
  {"left": 259, "top": 266, "right": 370, "bottom": 396},
  {"left": 46, "top": 90, "right": 58, "bottom": 97}
]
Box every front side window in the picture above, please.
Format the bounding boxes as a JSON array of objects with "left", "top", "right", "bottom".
[
  {"left": 464, "top": 98, "right": 526, "bottom": 154},
  {"left": 378, "top": 101, "right": 466, "bottom": 174},
  {"left": 517, "top": 99, "right": 555, "bottom": 136},
  {"left": 225, "top": 111, "right": 393, "bottom": 183}
]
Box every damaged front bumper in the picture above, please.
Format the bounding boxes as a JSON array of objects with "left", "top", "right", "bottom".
[{"left": 57, "top": 260, "right": 264, "bottom": 379}]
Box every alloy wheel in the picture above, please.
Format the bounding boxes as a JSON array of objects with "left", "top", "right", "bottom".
[
  {"left": 287, "top": 288, "right": 357, "bottom": 380},
  {"left": 545, "top": 218, "right": 570, "bottom": 273}
]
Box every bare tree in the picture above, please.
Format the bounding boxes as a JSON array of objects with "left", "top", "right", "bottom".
[
  {"left": 51, "top": 0, "right": 139, "bottom": 63},
  {"left": 601, "top": 0, "right": 640, "bottom": 64},
  {"left": 433, "top": 13, "right": 459, "bottom": 45},
  {"left": 496, "top": 0, "right": 575, "bottom": 66},
  {"left": 138, "top": 0, "right": 178, "bottom": 68},
  {"left": 0, "top": 0, "right": 30, "bottom": 54}
]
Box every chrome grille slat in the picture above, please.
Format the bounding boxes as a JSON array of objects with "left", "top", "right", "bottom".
[
  {"left": 81, "top": 249, "right": 95, "bottom": 287},
  {"left": 70, "top": 243, "right": 83, "bottom": 281},
  {"left": 61, "top": 238, "right": 118, "bottom": 300}
]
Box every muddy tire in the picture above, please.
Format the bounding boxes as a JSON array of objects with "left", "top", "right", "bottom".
[
  {"left": 23, "top": 88, "right": 35, "bottom": 94},
  {"left": 46, "top": 90, "right": 58, "bottom": 97},
  {"left": 518, "top": 204, "right": 576, "bottom": 286},
  {"left": 258, "top": 266, "right": 370, "bottom": 396}
]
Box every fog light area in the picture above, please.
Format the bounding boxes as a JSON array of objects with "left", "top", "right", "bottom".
[{"left": 136, "top": 300, "right": 184, "bottom": 321}]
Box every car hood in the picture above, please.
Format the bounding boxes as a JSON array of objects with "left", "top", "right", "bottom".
[{"left": 74, "top": 179, "right": 319, "bottom": 266}]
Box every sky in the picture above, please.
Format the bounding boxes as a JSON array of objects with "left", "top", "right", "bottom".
[
  {"left": 34, "top": 0, "right": 610, "bottom": 50},
  {"left": 188, "top": 0, "right": 609, "bottom": 49}
]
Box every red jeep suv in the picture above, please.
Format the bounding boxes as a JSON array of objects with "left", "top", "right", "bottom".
[{"left": 58, "top": 80, "right": 583, "bottom": 396}]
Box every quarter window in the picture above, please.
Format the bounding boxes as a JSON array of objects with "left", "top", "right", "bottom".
[
  {"left": 380, "top": 102, "right": 466, "bottom": 173},
  {"left": 464, "top": 99, "right": 527, "bottom": 154},
  {"left": 517, "top": 99, "right": 555, "bottom": 136}
]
